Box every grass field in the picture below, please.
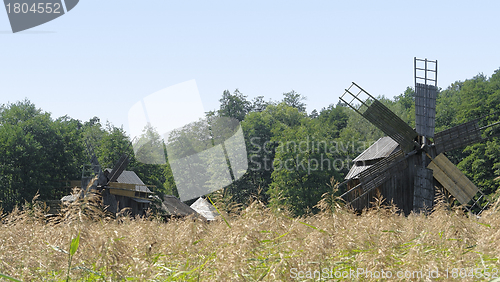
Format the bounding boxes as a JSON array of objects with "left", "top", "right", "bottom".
[{"left": 1, "top": 194, "right": 500, "bottom": 281}]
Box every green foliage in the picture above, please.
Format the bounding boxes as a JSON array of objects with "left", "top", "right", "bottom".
[
  {"left": 282, "top": 90, "right": 306, "bottom": 113},
  {"left": 70, "top": 232, "right": 81, "bottom": 256},
  {"left": 251, "top": 95, "right": 272, "bottom": 112},
  {"left": 1, "top": 67, "right": 499, "bottom": 217},
  {"left": 266, "top": 106, "right": 346, "bottom": 216},
  {"left": 0, "top": 100, "right": 85, "bottom": 211},
  {"left": 0, "top": 273, "right": 22, "bottom": 282},
  {"left": 316, "top": 104, "right": 349, "bottom": 139},
  {"left": 94, "top": 123, "right": 131, "bottom": 169},
  {"left": 210, "top": 70, "right": 500, "bottom": 214},
  {"left": 218, "top": 89, "right": 251, "bottom": 121},
  {"left": 130, "top": 124, "right": 170, "bottom": 196},
  {"left": 67, "top": 232, "right": 81, "bottom": 282},
  {"left": 83, "top": 120, "right": 170, "bottom": 197},
  {"left": 392, "top": 87, "right": 416, "bottom": 127},
  {"left": 435, "top": 70, "right": 500, "bottom": 195}
]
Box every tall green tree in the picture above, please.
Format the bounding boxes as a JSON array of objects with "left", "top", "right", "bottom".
[
  {"left": 267, "top": 108, "right": 344, "bottom": 216},
  {"left": 282, "top": 90, "right": 306, "bottom": 113},
  {"left": 251, "top": 95, "right": 272, "bottom": 112},
  {"left": 218, "top": 89, "right": 251, "bottom": 122},
  {"left": 0, "top": 100, "right": 85, "bottom": 210}
]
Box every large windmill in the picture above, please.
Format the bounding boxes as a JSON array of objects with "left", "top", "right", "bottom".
[{"left": 339, "top": 58, "right": 499, "bottom": 214}]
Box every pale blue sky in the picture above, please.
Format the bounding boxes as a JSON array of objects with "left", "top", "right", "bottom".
[{"left": 1, "top": 1, "right": 499, "bottom": 136}]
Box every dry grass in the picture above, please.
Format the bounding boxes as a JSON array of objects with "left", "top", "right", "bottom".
[{"left": 1, "top": 194, "right": 500, "bottom": 281}]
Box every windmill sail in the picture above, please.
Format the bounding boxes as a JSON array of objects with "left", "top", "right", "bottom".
[
  {"left": 340, "top": 83, "right": 418, "bottom": 153},
  {"left": 414, "top": 58, "right": 438, "bottom": 138},
  {"left": 434, "top": 120, "right": 482, "bottom": 154},
  {"left": 363, "top": 100, "right": 418, "bottom": 153},
  {"left": 107, "top": 153, "right": 130, "bottom": 184},
  {"left": 427, "top": 153, "right": 478, "bottom": 205},
  {"left": 357, "top": 149, "right": 407, "bottom": 191},
  {"left": 341, "top": 150, "right": 407, "bottom": 207},
  {"left": 415, "top": 83, "right": 437, "bottom": 138}
]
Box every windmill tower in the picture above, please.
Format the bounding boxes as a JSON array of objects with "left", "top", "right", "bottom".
[{"left": 339, "top": 58, "right": 497, "bottom": 214}]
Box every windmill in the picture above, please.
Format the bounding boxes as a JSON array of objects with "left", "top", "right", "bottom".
[
  {"left": 62, "top": 139, "right": 155, "bottom": 216},
  {"left": 339, "top": 58, "right": 499, "bottom": 214},
  {"left": 82, "top": 139, "right": 131, "bottom": 192},
  {"left": 70, "top": 139, "right": 198, "bottom": 218}
]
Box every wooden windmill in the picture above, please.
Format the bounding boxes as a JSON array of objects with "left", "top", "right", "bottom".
[
  {"left": 70, "top": 139, "right": 197, "bottom": 218},
  {"left": 339, "top": 58, "right": 499, "bottom": 214},
  {"left": 61, "top": 139, "right": 154, "bottom": 216}
]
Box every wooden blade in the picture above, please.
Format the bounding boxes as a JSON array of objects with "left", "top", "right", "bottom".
[
  {"left": 415, "top": 83, "right": 437, "bottom": 138},
  {"left": 107, "top": 153, "right": 130, "bottom": 183},
  {"left": 340, "top": 83, "right": 418, "bottom": 153},
  {"left": 341, "top": 150, "right": 407, "bottom": 206},
  {"left": 434, "top": 120, "right": 482, "bottom": 154},
  {"left": 357, "top": 149, "right": 407, "bottom": 191},
  {"left": 362, "top": 100, "right": 418, "bottom": 153},
  {"left": 427, "top": 153, "right": 478, "bottom": 205}
]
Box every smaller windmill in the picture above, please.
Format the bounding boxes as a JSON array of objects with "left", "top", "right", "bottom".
[
  {"left": 339, "top": 58, "right": 499, "bottom": 214},
  {"left": 62, "top": 139, "right": 154, "bottom": 216}
]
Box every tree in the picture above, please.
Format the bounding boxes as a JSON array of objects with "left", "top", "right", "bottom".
[
  {"left": 393, "top": 87, "right": 416, "bottom": 127},
  {"left": 95, "top": 122, "right": 132, "bottom": 169},
  {"left": 309, "top": 109, "right": 319, "bottom": 119},
  {"left": 458, "top": 140, "right": 500, "bottom": 196},
  {"left": 282, "top": 90, "right": 306, "bottom": 113},
  {"left": 267, "top": 115, "right": 343, "bottom": 216},
  {"left": 251, "top": 96, "right": 271, "bottom": 112},
  {"left": 0, "top": 100, "right": 85, "bottom": 210},
  {"left": 218, "top": 89, "right": 251, "bottom": 122},
  {"left": 131, "top": 124, "right": 170, "bottom": 196},
  {"left": 317, "top": 105, "right": 348, "bottom": 139}
]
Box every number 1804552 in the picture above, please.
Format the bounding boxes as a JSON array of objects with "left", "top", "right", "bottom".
[{"left": 5, "top": 3, "right": 62, "bottom": 14}]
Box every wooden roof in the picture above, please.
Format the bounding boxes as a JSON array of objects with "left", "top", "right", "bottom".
[
  {"left": 345, "top": 163, "right": 373, "bottom": 180},
  {"left": 346, "top": 136, "right": 399, "bottom": 180},
  {"left": 353, "top": 136, "right": 399, "bottom": 163},
  {"left": 162, "top": 195, "right": 198, "bottom": 217},
  {"left": 104, "top": 169, "right": 152, "bottom": 193}
]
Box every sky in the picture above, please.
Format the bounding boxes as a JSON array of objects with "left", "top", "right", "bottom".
[{"left": 1, "top": 0, "right": 500, "bottom": 138}]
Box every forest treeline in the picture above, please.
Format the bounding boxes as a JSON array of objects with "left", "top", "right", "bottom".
[{"left": 1, "top": 70, "right": 499, "bottom": 215}]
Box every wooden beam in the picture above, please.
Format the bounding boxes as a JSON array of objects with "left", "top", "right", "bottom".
[
  {"left": 108, "top": 182, "right": 136, "bottom": 190},
  {"left": 109, "top": 188, "right": 135, "bottom": 198}
]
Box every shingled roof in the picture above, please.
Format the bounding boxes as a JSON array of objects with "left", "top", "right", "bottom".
[
  {"left": 104, "top": 169, "right": 152, "bottom": 193},
  {"left": 162, "top": 195, "right": 198, "bottom": 217},
  {"left": 345, "top": 136, "right": 400, "bottom": 180},
  {"left": 353, "top": 137, "right": 399, "bottom": 163}
]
